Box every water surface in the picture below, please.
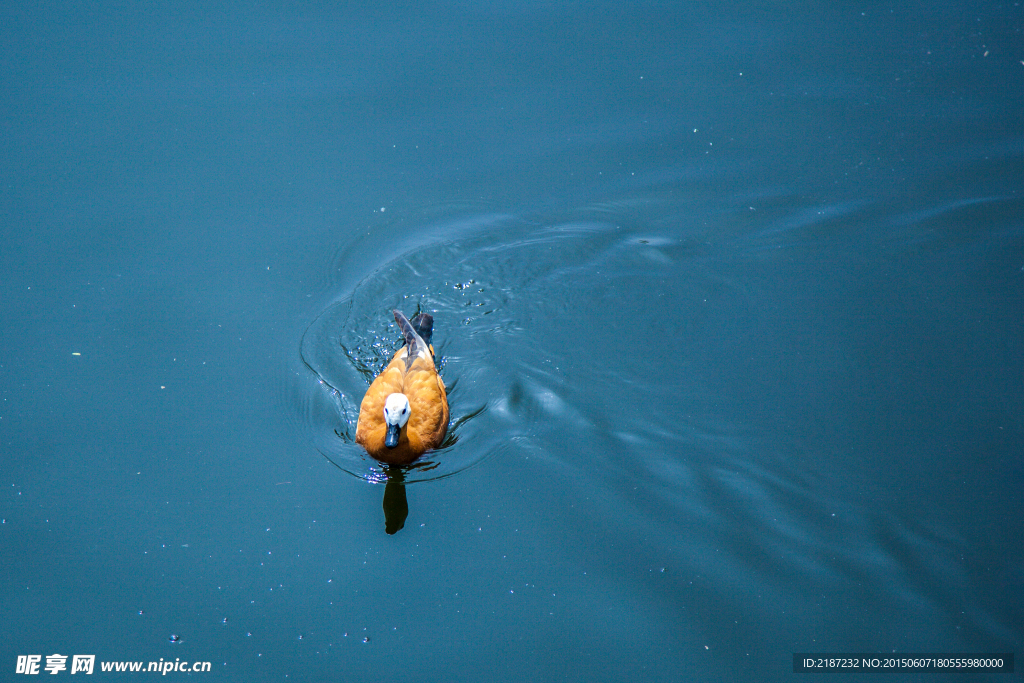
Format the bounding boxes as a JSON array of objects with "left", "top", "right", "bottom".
[{"left": 2, "top": 0, "right": 1021, "bottom": 681}]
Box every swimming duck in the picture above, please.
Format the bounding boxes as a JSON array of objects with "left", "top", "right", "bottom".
[{"left": 355, "top": 310, "right": 449, "bottom": 465}]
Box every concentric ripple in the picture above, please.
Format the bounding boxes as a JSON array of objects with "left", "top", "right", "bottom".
[{"left": 299, "top": 213, "right": 632, "bottom": 483}]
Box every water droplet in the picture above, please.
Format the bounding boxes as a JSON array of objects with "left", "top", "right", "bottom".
[
  {"left": 221, "top": 617, "right": 228, "bottom": 624},
  {"left": 169, "top": 634, "right": 181, "bottom": 643},
  {"left": 138, "top": 610, "right": 144, "bottom": 615},
  {"left": 362, "top": 637, "right": 370, "bottom": 644}
]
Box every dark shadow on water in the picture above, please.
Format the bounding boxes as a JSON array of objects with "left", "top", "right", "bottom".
[
  {"left": 317, "top": 449, "right": 452, "bottom": 534},
  {"left": 382, "top": 465, "right": 408, "bottom": 535}
]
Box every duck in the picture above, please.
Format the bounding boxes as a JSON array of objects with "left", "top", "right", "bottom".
[{"left": 355, "top": 310, "right": 449, "bottom": 465}]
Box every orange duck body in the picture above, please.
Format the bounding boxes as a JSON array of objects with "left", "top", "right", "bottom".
[{"left": 355, "top": 310, "right": 449, "bottom": 465}]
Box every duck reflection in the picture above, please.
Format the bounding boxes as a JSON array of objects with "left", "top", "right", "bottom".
[
  {"left": 378, "top": 460, "right": 442, "bottom": 534},
  {"left": 381, "top": 465, "right": 408, "bottom": 534}
]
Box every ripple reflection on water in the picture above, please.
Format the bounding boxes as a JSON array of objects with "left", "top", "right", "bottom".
[{"left": 300, "top": 215, "right": 641, "bottom": 483}]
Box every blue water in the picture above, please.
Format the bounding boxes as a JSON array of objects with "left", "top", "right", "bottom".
[{"left": 2, "top": 1, "right": 1022, "bottom": 681}]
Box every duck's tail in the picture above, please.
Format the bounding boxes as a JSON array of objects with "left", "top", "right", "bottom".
[
  {"left": 394, "top": 310, "right": 430, "bottom": 366},
  {"left": 409, "top": 313, "right": 433, "bottom": 346}
]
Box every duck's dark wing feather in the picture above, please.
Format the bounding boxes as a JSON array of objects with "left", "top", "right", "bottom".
[
  {"left": 394, "top": 310, "right": 428, "bottom": 368},
  {"left": 409, "top": 313, "right": 433, "bottom": 346}
]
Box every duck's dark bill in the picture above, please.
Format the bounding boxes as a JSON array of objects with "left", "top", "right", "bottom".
[{"left": 384, "top": 423, "right": 401, "bottom": 449}]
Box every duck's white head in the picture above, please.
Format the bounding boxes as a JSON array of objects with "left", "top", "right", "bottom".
[{"left": 383, "top": 393, "right": 411, "bottom": 448}]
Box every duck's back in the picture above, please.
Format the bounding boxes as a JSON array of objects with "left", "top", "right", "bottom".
[
  {"left": 355, "top": 320, "right": 448, "bottom": 464},
  {"left": 399, "top": 350, "right": 448, "bottom": 452}
]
